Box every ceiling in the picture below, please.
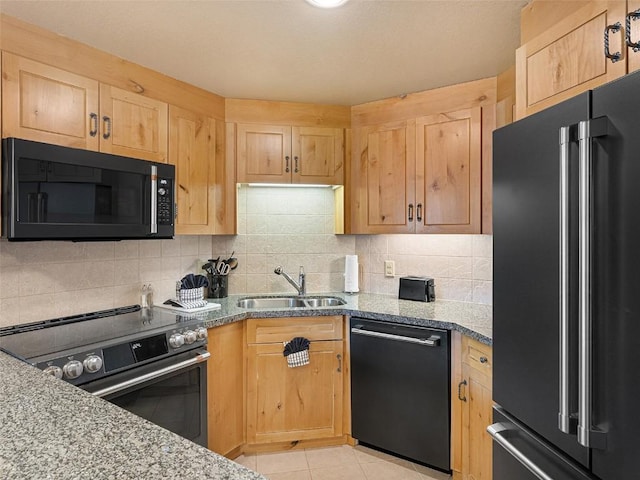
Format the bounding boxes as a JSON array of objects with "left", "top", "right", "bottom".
[{"left": 0, "top": 0, "right": 529, "bottom": 106}]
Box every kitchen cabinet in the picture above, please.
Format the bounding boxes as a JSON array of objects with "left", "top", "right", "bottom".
[
  {"left": 236, "top": 123, "right": 344, "bottom": 185},
  {"left": 207, "top": 321, "right": 245, "bottom": 457},
  {"left": 352, "top": 107, "right": 482, "bottom": 234},
  {"left": 515, "top": 0, "right": 635, "bottom": 119},
  {"left": 245, "top": 316, "right": 344, "bottom": 446},
  {"left": 2, "top": 52, "right": 168, "bottom": 162},
  {"left": 453, "top": 334, "right": 493, "bottom": 480},
  {"left": 169, "top": 106, "right": 219, "bottom": 235}
]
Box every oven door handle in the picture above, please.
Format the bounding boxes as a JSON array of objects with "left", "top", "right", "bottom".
[{"left": 91, "top": 350, "right": 210, "bottom": 398}]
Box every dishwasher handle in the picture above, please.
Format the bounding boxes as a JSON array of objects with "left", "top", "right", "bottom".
[{"left": 351, "top": 326, "right": 440, "bottom": 347}]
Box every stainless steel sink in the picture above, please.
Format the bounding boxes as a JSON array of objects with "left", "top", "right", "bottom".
[{"left": 236, "top": 296, "right": 346, "bottom": 309}]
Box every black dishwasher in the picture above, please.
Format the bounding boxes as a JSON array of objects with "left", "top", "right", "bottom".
[{"left": 350, "top": 317, "right": 450, "bottom": 472}]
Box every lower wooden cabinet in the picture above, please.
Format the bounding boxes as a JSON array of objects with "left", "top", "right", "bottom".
[
  {"left": 246, "top": 316, "right": 344, "bottom": 446},
  {"left": 452, "top": 333, "right": 493, "bottom": 480}
]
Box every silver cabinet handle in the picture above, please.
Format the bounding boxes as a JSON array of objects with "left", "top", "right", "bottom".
[
  {"left": 577, "top": 118, "right": 608, "bottom": 449},
  {"left": 351, "top": 326, "right": 440, "bottom": 347},
  {"left": 285, "top": 155, "right": 290, "bottom": 173},
  {"left": 457, "top": 379, "right": 467, "bottom": 402},
  {"left": 150, "top": 165, "right": 158, "bottom": 234},
  {"left": 294, "top": 155, "right": 299, "bottom": 173},
  {"left": 558, "top": 125, "right": 572, "bottom": 434},
  {"left": 89, "top": 113, "right": 98, "bottom": 137},
  {"left": 488, "top": 422, "right": 554, "bottom": 480},
  {"left": 90, "top": 350, "right": 210, "bottom": 398},
  {"left": 626, "top": 9, "right": 640, "bottom": 51},
  {"left": 604, "top": 22, "right": 622, "bottom": 63},
  {"left": 102, "top": 116, "right": 112, "bottom": 139},
  {"left": 337, "top": 353, "right": 342, "bottom": 373},
  {"left": 408, "top": 203, "right": 414, "bottom": 222}
]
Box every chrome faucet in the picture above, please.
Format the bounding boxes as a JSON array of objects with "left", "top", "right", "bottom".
[{"left": 274, "top": 266, "right": 306, "bottom": 295}]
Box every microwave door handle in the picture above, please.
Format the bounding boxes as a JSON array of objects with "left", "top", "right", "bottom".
[{"left": 150, "top": 165, "right": 158, "bottom": 234}]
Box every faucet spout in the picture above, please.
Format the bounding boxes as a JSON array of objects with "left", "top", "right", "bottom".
[{"left": 274, "top": 266, "right": 306, "bottom": 295}]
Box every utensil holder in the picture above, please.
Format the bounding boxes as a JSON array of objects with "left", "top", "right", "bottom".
[{"left": 207, "top": 274, "right": 228, "bottom": 299}]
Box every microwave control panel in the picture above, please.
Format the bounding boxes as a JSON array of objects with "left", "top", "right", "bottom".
[{"left": 157, "top": 178, "right": 174, "bottom": 225}]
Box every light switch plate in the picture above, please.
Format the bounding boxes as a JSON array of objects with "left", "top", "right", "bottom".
[{"left": 384, "top": 260, "right": 395, "bottom": 277}]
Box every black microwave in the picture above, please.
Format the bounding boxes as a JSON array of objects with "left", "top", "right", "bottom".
[{"left": 2, "top": 138, "right": 175, "bottom": 241}]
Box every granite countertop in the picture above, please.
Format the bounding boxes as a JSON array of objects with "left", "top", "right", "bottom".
[
  {"left": 197, "top": 292, "right": 493, "bottom": 345},
  {"left": 0, "top": 351, "right": 266, "bottom": 480},
  {"left": 0, "top": 292, "right": 491, "bottom": 479}
]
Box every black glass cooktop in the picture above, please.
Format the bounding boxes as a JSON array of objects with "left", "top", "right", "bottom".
[{"left": 0, "top": 306, "right": 189, "bottom": 360}]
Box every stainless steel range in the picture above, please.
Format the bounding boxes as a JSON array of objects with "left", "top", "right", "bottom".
[{"left": 0, "top": 305, "right": 210, "bottom": 447}]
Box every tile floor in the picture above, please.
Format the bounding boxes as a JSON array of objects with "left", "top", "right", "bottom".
[{"left": 234, "top": 445, "right": 452, "bottom": 480}]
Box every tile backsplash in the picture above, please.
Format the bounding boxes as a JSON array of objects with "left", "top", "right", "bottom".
[
  {"left": 0, "top": 236, "right": 213, "bottom": 328},
  {"left": 0, "top": 186, "right": 493, "bottom": 327},
  {"left": 215, "top": 186, "right": 492, "bottom": 304}
]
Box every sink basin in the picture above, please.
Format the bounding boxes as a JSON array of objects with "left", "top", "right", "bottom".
[{"left": 236, "top": 296, "right": 347, "bottom": 309}]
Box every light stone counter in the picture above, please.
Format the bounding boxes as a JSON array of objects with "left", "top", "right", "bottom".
[{"left": 0, "top": 352, "right": 266, "bottom": 480}]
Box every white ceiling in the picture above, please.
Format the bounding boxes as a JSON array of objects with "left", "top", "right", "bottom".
[{"left": 0, "top": 0, "right": 529, "bottom": 106}]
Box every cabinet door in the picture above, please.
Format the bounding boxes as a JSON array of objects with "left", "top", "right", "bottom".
[
  {"left": 628, "top": 0, "right": 640, "bottom": 73},
  {"left": 169, "top": 105, "right": 216, "bottom": 234},
  {"left": 416, "top": 108, "right": 481, "bottom": 234},
  {"left": 351, "top": 120, "right": 416, "bottom": 234},
  {"left": 461, "top": 363, "right": 493, "bottom": 480},
  {"left": 246, "top": 340, "right": 343, "bottom": 445},
  {"left": 236, "top": 124, "right": 292, "bottom": 183},
  {"left": 207, "top": 322, "right": 245, "bottom": 456},
  {"left": 515, "top": 1, "right": 626, "bottom": 119},
  {"left": 2, "top": 53, "right": 100, "bottom": 150},
  {"left": 99, "top": 84, "right": 168, "bottom": 162},
  {"left": 291, "top": 126, "right": 344, "bottom": 185}
]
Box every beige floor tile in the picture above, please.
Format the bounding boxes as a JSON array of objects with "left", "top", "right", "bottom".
[
  {"left": 413, "top": 463, "right": 451, "bottom": 480},
  {"left": 305, "top": 445, "right": 358, "bottom": 469},
  {"left": 352, "top": 445, "right": 415, "bottom": 469},
  {"left": 310, "top": 463, "right": 366, "bottom": 480},
  {"left": 257, "top": 450, "right": 309, "bottom": 475},
  {"left": 267, "top": 470, "right": 312, "bottom": 480},
  {"left": 234, "top": 454, "right": 257, "bottom": 471},
  {"left": 360, "top": 461, "right": 423, "bottom": 480}
]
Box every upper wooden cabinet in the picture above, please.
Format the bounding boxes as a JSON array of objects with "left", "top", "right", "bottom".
[
  {"left": 515, "top": 0, "right": 640, "bottom": 119},
  {"left": 2, "top": 53, "right": 100, "bottom": 150},
  {"left": 352, "top": 107, "right": 482, "bottom": 234},
  {"left": 2, "top": 52, "right": 169, "bottom": 162},
  {"left": 99, "top": 84, "right": 168, "bottom": 162},
  {"left": 236, "top": 123, "right": 344, "bottom": 185},
  {"left": 416, "top": 108, "right": 481, "bottom": 234}
]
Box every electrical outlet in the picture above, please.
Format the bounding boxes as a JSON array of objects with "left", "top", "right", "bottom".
[{"left": 384, "top": 260, "right": 395, "bottom": 277}]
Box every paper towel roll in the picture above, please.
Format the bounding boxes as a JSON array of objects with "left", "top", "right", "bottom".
[{"left": 344, "top": 255, "right": 359, "bottom": 293}]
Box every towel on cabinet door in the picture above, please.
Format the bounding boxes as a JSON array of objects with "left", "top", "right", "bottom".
[{"left": 283, "top": 337, "right": 310, "bottom": 368}]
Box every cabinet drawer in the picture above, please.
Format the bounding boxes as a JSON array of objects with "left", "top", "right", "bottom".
[
  {"left": 247, "top": 316, "right": 343, "bottom": 344},
  {"left": 462, "top": 335, "right": 492, "bottom": 375}
]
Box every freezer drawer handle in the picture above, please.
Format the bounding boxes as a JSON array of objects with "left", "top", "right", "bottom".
[
  {"left": 351, "top": 326, "right": 440, "bottom": 347},
  {"left": 488, "top": 422, "right": 554, "bottom": 480}
]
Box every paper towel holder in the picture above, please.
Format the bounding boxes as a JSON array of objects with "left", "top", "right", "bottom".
[{"left": 344, "top": 255, "right": 359, "bottom": 294}]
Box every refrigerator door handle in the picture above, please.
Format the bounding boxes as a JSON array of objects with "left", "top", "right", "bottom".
[
  {"left": 577, "top": 118, "right": 608, "bottom": 450},
  {"left": 488, "top": 422, "right": 554, "bottom": 480},
  {"left": 558, "top": 125, "right": 576, "bottom": 435}
]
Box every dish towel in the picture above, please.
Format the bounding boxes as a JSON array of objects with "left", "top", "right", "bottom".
[{"left": 283, "top": 337, "right": 311, "bottom": 368}]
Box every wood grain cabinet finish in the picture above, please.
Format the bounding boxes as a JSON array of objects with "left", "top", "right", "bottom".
[
  {"left": 99, "top": 84, "right": 168, "bottom": 162},
  {"left": 516, "top": 1, "right": 628, "bottom": 119},
  {"left": 246, "top": 317, "right": 344, "bottom": 446},
  {"left": 352, "top": 110, "right": 482, "bottom": 234},
  {"left": 236, "top": 123, "right": 343, "bottom": 185},
  {"left": 416, "top": 107, "right": 482, "bottom": 234},
  {"left": 169, "top": 106, "right": 217, "bottom": 234},
  {"left": 2, "top": 52, "right": 100, "bottom": 150},
  {"left": 2, "top": 53, "right": 169, "bottom": 162},
  {"left": 456, "top": 336, "right": 493, "bottom": 480}
]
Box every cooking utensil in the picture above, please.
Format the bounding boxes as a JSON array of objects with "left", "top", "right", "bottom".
[{"left": 216, "top": 263, "right": 231, "bottom": 275}]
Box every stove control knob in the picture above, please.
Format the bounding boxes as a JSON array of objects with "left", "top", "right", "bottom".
[
  {"left": 196, "top": 327, "right": 208, "bottom": 341},
  {"left": 184, "top": 330, "right": 197, "bottom": 345},
  {"left": 169, "top": 333, "right": 185, "bottom": 349},
  {"left": 83, "top": 355, "right": 103, "bottom": 373},
  {"left": 63, "top": 360, "right": 84, "bottom": 379},
  {"left": 43, "top": 365, "right": 63, "bottom": 379}
]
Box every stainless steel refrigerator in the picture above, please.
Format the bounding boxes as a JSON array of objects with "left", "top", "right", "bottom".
[{"left": 491, "top": 70, "right": 640, "bottom": 480}]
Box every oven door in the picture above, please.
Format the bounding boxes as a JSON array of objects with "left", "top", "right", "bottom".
[{"left": 82, "top": 348, "right": 209, "bottom": 447}]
